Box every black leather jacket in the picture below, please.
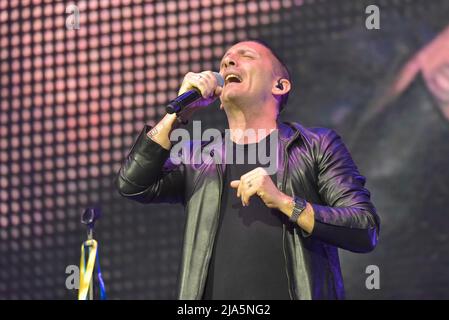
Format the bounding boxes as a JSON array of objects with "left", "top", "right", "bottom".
[{"left": 116, "top": 121, "right": 380, "bottom": 299}]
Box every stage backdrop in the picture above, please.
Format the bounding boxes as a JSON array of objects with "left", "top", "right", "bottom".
[{"left": 1, "top": 0, "right": 448, "bottom": 299}]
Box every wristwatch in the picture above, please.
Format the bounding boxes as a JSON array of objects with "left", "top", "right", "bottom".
[{"left": 289, "top": 196, "right": 307, "bottom": 223}]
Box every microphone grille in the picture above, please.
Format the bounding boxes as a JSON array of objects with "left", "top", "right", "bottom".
[{"left": 213, "top": 72, "right": 225, "bottom": 87}]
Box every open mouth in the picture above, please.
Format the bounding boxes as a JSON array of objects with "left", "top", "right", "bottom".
[{"left": 225, "top": 74, "right": 242, "bottom": 85}]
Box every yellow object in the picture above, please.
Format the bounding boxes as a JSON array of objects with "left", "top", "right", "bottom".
[{"left": 78, "top": 239, "right": 98, "bottom": 300}]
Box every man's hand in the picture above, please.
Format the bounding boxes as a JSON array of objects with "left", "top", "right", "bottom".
[
  {"left": 175, "top": 71, "right": 223, "bottom": 121},
  {"left": 230, "top": 167, "right": 289, "bottom": 209},
  {"left": 230, "top": 167, "right": 315, "bottom": 233}
]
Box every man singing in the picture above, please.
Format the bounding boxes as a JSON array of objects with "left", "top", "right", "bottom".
[{"left": 116, "top": 40, "right": 380, "bottom": 300}]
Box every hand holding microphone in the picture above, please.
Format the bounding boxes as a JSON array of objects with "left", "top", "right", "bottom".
[
  {"left": 147, "top": 71, "right": 223, "bottom": 150},
  {"left": 166, "top": 71, "right": 224, "bottom": 115}
]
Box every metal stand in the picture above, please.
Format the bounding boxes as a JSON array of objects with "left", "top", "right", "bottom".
[{"left": 86, "top": 227, "right": 94, "bottom": 301}]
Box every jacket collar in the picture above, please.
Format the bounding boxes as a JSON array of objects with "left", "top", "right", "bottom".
[{"left": 277, "top": 121, "right": 300, "bottom": 146}]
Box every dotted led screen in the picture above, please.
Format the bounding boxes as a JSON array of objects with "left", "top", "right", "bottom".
[{"left": 1, "top": 0, "right": 448, "bottom": 299}]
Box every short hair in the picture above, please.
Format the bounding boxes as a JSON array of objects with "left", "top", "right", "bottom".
[{"left": 242, "top": 39, "right": 292, "bottom": 113}]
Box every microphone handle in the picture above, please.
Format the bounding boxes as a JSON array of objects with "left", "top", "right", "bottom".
[{"left": 166, "top": 89, "right": 202, "bottom": 114}]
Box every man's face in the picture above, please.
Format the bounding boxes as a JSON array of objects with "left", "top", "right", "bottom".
[{"left": 218, "top": 41, "right": 277, "bottom": 108}]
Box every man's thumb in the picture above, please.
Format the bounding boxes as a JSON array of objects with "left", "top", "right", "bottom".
[{"left": 214, "top": 86, "right": 223, "bottom": 97}]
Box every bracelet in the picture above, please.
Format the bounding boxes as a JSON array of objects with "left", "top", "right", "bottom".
[{"left": 289, "top": 196, "right": 307, "bottom": 223}]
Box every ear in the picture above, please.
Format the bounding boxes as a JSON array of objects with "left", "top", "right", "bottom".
[{"left": 272, "top": 78, "right": 291, "bottom": 96}]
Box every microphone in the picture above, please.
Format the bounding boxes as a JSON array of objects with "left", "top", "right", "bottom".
[
  {"left": 166, "top": 72, "right": 224, "bottom": 114},
  {"left": 81, "top": 207, "right": 102, "bottom": 230}
]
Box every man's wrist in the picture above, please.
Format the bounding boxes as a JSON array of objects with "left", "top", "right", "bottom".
[
  {"left": 278, "top": 193, "right": 315, "bottom": 233},
  {"left": 146, "top": 113, "right": 178, "bottom": 150},
  {"left": 277, "top": 194, "right": 308, "bottom": 224},
  {"left": 278, "top": 194, "right": 295, "bottom": 217}
]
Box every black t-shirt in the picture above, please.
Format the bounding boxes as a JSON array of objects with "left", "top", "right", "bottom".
[{"left": 203, "top": 132, "right": 290, "bottom": 300}]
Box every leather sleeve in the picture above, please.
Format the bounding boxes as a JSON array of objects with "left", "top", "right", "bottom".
[
  {"left": 115, "top": 125, "right": 185, "bottom": 204},
  {"left": 309, "top": 129, "right": 380, "bottom": 253}
]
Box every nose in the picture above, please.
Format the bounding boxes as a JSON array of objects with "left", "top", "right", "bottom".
[{"left": 221, "top": 55, "right": 237, "bottom": 69}]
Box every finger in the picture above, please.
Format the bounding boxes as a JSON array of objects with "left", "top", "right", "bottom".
[
  {"left": 230, "top": 180, "right": 240, "bottom": 189},
  {"left": 245, "top": 175, "right": 260, "bottom": 189},
  {"left": 184, "top": 73, "right": 210, "bottom": 97},
  {"left": 198, "top": 80, "right": 212, "bottom": 98},
  {"left": 233, "top": 180, "right": 244, "bottom": 205},
  {"left": 200, "top": 71, "right": 217, "bottom": 97},
  {"left": 239, "top": 183, "right": 246, "bottom": 206},
  {"left": 194, "top": 77, "right": 210, "bottom": 98},
  {"left": 178, "top": 82, "right": 193, "bottom": 96},
  {"left": 202, "top": 71, "right": 218, "bottom": 87},
  {"left": 243, "top": 172, "right": 259, "bottom": 185},
  {"left": 214, "top": 86, "right": 223, "bottom": 97},
  {"left": 242, "top": 184, "right": 257, "bottom": 206},
  {"left": 182, "top": 72, "right": 201, "bottom": 89},
  {"left": 243, "top": 184, "right": 258, "bottom": 205},
  {"left": 237, "top": 178, "right": 243, "bottom": 198},
  {"left": 179, "top": 81, "right": 201, "bottom": 97},
  {"left": 240, "top": 183, "right": 246, "bottom": 207},
  {"left": 237, "top": 174, "right": 250, "bottom": 198}
]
